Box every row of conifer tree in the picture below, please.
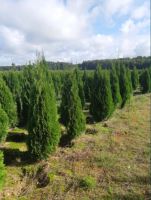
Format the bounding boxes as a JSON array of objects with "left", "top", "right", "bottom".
[{"left": 0, "top": 57, "right": 151, "bottom": 189}]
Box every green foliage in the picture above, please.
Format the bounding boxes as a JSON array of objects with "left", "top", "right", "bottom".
[
  {"left": 0, "top": 77, "right": 17, "bottom": 127},
  {"left": 51, "top": 71, "right": 62, "bottom": 98},
  {"left": 79, "top": 176, "right": 96, "bottom": 189},
  {"left": 110, "top": 66, "right": 122, "bottom": 107},
  {"left": 74, "top": 69, "right": 85, "bottom": 108},
  {"left": 90, "top": 67, "right": 114, "bottom": 121},
  {"left": 148, "top": 67, "right": 151, "bottom": 91},
  {"left": 0, "top": 106, "right": 9, "bottom": 142},
  {"left": 139, "top": 69, "right": 150, "bottom": 93},
  {"left": 126, "top": 67, "right": 133, "bottom": 94},
  {"left": 3, "top": 71, "right": 23, "bottom": 125},
  {"left": 60, "top": 73, "right": 85, "bottom": 140},
  {"left": 21, "top": 65, "right": 35, "bottom": 127},
  {"left": 131, "top": 66, "right": 139, "bottom": 90},
  {"left": 0, "top": 151, "right": 6, "bottom": 190},
  {"left": 119, "top": 65, "right": 131, "bottom": 107},
  {"left": 82, "top": 70, "right": 91, "bottom": 102},
  {"left": 27, "top": 60, "right": 60, "bottom": 160}
]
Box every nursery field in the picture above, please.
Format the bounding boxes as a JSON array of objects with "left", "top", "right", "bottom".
[{"left": 0, "top": 93, "right": 150, "bottom": 200}]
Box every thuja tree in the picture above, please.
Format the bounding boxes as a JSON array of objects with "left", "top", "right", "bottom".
[
  {"left": 131, "top": 66, "right": 139, "bottom": 90},
  {"left": 139, "top": 69, "right": 150, "bottom": 93},
  {"left": 126, "top": 67, "right": 133, "bottom": 94},
  {"left": 90, "top": 67, "right": 114, "bottom": 121},
  {"left": 3, "top": 71, "right": 23, "bottom": 125},
  {"left": 110, "top": 65, "right": 122, "bottom": 107},
  {"left": 21, "top": 64, "right": 35, "bottom": 127},
  {"left": 82, "top": 70, "right": 91, "bottom": 102},
  {"left": 0, "top": 106, "right": 9, "bottom": 142},
  {"left": 119, "top": 65, "right": 131, "bottom": 107},
  {"left": 0, "top": 77, "right": 17, "bottom": 127},
  {"left": 74, "top": 69, "right": 85, "bottom": 108},
  {"left": 90, "top": 66, "right": 102, "bottom": 120},
  {"left": 60, "top": 73, "right": 85, "bottom": 140},
  {"left": 51, "top": 71, "right": 62, "bottom": 99},
  {"left": 0, "top": 151, "right": 6, "bottom": 190},
  {"left": 148, "top": 67, "right": 151, "bottom": 91},
  {"left": 27, "top": 60, "right": 60, "bottom": 160}
]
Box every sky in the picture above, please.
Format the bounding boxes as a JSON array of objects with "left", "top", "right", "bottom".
[{"left": 0, "top": 0, "right": 150, "bottom": 65}]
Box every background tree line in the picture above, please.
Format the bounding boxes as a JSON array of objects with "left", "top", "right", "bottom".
[{"left": 0, "top": 56, "right": 150, "bottom": 71}]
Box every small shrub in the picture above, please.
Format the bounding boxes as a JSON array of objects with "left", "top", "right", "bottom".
[{"left": 79, "top": 176, "right": 96, "bottom": 189}]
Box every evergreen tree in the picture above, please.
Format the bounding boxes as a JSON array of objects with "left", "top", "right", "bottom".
[
  {"left": 131, "top": 66, "right": 139, "bottom": 90},
  {"left": 82, "top": 70, "right": 91, "bottom": 102},
  {"left": 90, "top": 66, "right": 102, "bottom": 120},
  {"left": 110, "top": 66, "right": 122, "bottom": 107},
  {"left": 21, "top": 65, "right": 34, "bottom": 126},
  {"left": 51, "top": 71, "right": 62, "bottom": 98},
  {"left": 127, "top": 67, "right": 133, "bottom": 94},
  {"left": 3, "top": 71, "right": 23, "bottom": 125},
  {"left": 90, "top": 68, "right": 114, "bottom": 121},
  {"left": 0, "top": 106, "right": 9, "bottom": 142},
  {"left": 0, "top": 77, "right": 17, "bottom": 127},
  {"left": 0, "top": 151, "right": 6, "bottom": 190},
  {"left": 119, "top": 65, "right": 131, "bottom": 107},
  {"left": 60, "top": 73, "right": 85, "bottom": 140},
  {"left": 148, "top": 67, "right": 151, "bottom": 91},
  {"left": 74, "top": 69, "right": 85, "bottom": 108},
  {"left": 139, "top": 69, "right": 150, "bottom": 93},
  {"left": 27, "top": 60, "right": 60, "bottom": 160}
]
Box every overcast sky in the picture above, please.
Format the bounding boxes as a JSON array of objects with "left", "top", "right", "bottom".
[{"left": 0, "top": 0, "right": 150, "bottom": 65}]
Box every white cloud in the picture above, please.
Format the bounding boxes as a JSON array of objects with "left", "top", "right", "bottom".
[
  {"left": 0, "top": 0, "right": 150, "bottom": 65},
  {"left": 131, "top": 1, "right": 149, "bottom": 20}
]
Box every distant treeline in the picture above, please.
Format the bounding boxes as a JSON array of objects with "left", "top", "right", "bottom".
[
  {"left": 0, "top": 56, "right": 150, "bottom": 71},
  {"left": 79, "top": 56, "right": 151, "bottom": 70}
]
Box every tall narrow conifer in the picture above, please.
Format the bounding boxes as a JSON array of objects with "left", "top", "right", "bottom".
[
  {"left": 27, "top": 60, "right": 60, "bottom": 160},
  {"left": 60, "top": 73, "right": 85, "bottom": 140}
]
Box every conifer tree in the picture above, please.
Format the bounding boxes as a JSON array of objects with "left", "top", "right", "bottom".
[
  {"left": 27, "top": 60, "right": 60, "bottom": 160},
  {"left": 60, "top": 73, "right": 85, "bottom": 140},
  {"left": 0, "top": 77, "right": 17, "bottom": 127},
  {"left": 74, "top": 69, "right": 85, "bottom": 108},
  {"left": 82, "top": 70, "right": 91, "bottom": 102},
  {"left": 90, "top": 68, "right": 114, "bottom": 121},
  {"left": 131, "top": 66, "right": 139, "bottom": 90},
  {"left": 119, "top": 65, "right": 131, "bottom": 107},
  {"left": 0, "top": 106, "right": 9, "bottom": 142},
  {"left": 139, "top": 69, "right": 150, "bottom": 93},
  {"left": 147, "top": 67, "right": 151, "bottom": 92},
  {"left": 127, "top": 67, "right": 133, "bottom": 94},
  {"left": 110, "top": 66, "right": 122, "bottom": 107},
  {"left": 0, "top": 151, "right": 6, "bottom": 190},
  {"left": 21, "top": 65, "right": 35, "bottom": 127},
  {"left": 3, "top": 71, "right": 23, "bottom": 125},
  {"left": 90, "top": 66, "right": 102, "bottom": 120}
]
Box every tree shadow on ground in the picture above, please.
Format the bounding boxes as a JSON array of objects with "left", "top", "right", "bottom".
[
  {"left": 133, "top": 90, "right": 142, "bottom": 96},
  {"left": 6, "top": 132, "right": 27, "bottom": 143},
  {"left": 0, "top": 131, "right": 35, "bottom": 167},
  {"left": 0, "top": 147, "right": 33, "bottom": 166},
  {"left": 59, "top": 133, "right": 72, "bottom": 147}
]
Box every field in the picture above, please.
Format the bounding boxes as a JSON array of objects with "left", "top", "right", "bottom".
[{"left": 0, "top": 93, "right": 150, "bottom": 200}]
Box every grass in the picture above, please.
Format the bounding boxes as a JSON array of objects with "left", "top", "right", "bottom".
[{"left": 0, "top": 93, "right": 150, "bottom": 200}]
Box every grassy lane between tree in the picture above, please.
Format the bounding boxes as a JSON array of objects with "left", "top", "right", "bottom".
[{"left": 0, "top": 93, "right": 150, "bottom": 200}]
